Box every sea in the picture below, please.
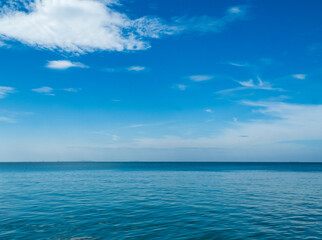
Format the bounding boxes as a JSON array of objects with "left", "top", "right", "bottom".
[{"left": 0, "top": 162, "right": 321, "bottom": 240}]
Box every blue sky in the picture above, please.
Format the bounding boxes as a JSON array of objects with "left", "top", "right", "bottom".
[{"left": 0, "top": 0, "right": 322, "bottom": 162}]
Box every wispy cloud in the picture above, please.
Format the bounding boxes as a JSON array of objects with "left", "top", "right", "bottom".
[
  {"left": 189, "top": 75, "right": 214, "bottom": 82},
  {"left": 32, "top": 86, "right": 54, "bottom": 96},
  {"left": 127, "top": 66, "right": 146, "bottom": 72},
  {"left": 0, "top": 1, "right": 247, "bottom": 54},
  {"left": 227, "top": 61, "right": 249, "bottom": 67},
  {"left": 228, "top": 7, "right": 243, "bottom": 14},
  {"left": 175, "top": 84, "right": 188, "bottom": 91},
  {"left": 0, "top": 116, "right": 16, "bottom": 123},
  {"left": 46, "top": 60, "right": 88, "bottom": 70},
  {"left": 90, "top": 130, "right": 120, "bottom": 141},
  {"left": 173, "top": 5, "right": 247, "bottom": 33},
  {"left": 0, "top": 86, "right": 15, "bottom": 99},
  {"left": 292, "top": 74, "right": 306, "bottom": 80},
  {"left": 63, "top": 88, "right": 81, "bottom": 92},
  {"left": 104, "top": 66, "right": 146, "bottom": 72},
  {"left": 125, "top": 121, "right": 169, "bottom": 128},
  {"left": 217, "top": 76, "right": 283, "bottom": 94},
  {"left": 126, "top": 124, "right": 148, "bottom": 128},
  {"left": 0, "top": 109, "right": 33, "bottom": 124},
  {"left": 5, "top": 101, "right": 321, "bottom": 161},
  {"left": 205, "top": 109, "right": 213, "bottom": 113},
  {"left": 238, "top": 79, "right": 257, "bottom": 87},
  {"left": 100, "top": 101, "right": 322, "bottom": 161}
]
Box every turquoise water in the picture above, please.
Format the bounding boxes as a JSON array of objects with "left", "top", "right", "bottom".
[{"left": 0, "top": 162, "right": 321, "bottom": 239}]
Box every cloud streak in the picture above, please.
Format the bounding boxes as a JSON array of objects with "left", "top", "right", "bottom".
[
  {"left": 32, "top": 86, "right": 54, "bottom": 95},
  {"left": 46, "top": 60, "right": 88, "bottom": 70},
  {"left": 217, "top": 76, "right": 283, "bottom": 94},
  {"left": 292, "top": 74, "right": 306, "bottom": 80},
  {"left": 227, "top": 61, "right": 249, "bottom": 67},
  {"left": 189, "top": 75, "right": 214, "bottom": 82},
  {"left": 0, "top": 86, "right": 15, "bottom": 99},
  {"left": 173, "top": 5, "right": 247, "bottom": 33},
  {"left": 176, "top": 84, "right": 188, "bottom": 91},
  {"left": 0, "top": 116, "right": 16, "bottom": 123},
  {"left": 127, "top": 66, "right": 146, "bottom": 72},
  {"left": 2, "top": 101, "right": 321, "bottom": 162},
  {"left": 91, "top": 101, "right": 322, "bottom": 161},
  {"left": 63, "top": 88, "right": 81, "bottom": 92}
]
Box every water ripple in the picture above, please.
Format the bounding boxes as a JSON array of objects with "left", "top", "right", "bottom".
[{"left": 0, "top": 163, "right": 321, "bottom": 240}]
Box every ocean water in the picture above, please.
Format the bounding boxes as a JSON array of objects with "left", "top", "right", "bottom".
[{"left": 0, "top": 162, "right": 321, "bottom": 240}]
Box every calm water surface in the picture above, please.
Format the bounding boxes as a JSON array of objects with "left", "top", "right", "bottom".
[{"left": 0, "top": 162, "right": 321, "bottom": 240}]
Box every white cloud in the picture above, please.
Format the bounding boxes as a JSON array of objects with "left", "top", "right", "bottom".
[
  {"left": 90, "top": 131, "right": 120, "bottom": 141},
  {"left": 217, "top": 76, "right": 283, "bottom": 94},
  {"left": 0, "top": 0, "right": 152, "bottom": 53},
  {"left": 98, "top": 101, "right": 322, "bottom": 161},
  {"left": 64, "top": 88, "right": 81, "bottom": 92},
  {"left": 32, "top": 86, "right": 54, "bottom": 95},
  {"left": 46, "top": 60, "right": 88, "bottom": 70},
  {"left": 0, "top": 86, "right": 15, "bottom": 99},
  {"left": 234, "top": 101, "right": 322, "bottom": 144},
  {"left": 205, "top": 109, "right": 212, "bottom": 113},
  {"left": 0, "top": 1, "right": 247, "bottom": 54},
  {"left": 0, "top": 109, "right": 33, "bottom": 124},
  {"left": 238, "top": 76, "right": 282, "bottom": 91},
  {"left": 127, "top": 66, "right": 146, "bottom": 72},
  {"left": 228, "top": 7, "right": 242, "bottom": 14},
  {"left": 176, "top": 84, "right": 188, "bottom": 91},
  {"left": 104, "top": 66, "right": 146, "bottom": 72},
  {"left": 0, "top": 0, "right": 175, "bottom": 54},
  {"left": 228, "top": 61, "right": 248, "bottom": 67},
  {"left": 132, "top": 16, "right": 176, "bottom": 38},
  {"left": 189, "top": 75, "right": 214, "bottom": 82},
  {"left": 0, "top": 116, "right": 16, "bottom": 123},
  {"left": 237, "top": 79, "right": 256, "bottom": 87},
  {"left": 292, "top": 74, "right": 306, "bottom": 80},
  {"left": 2, "top": 101, "right": 321, "bottom": 162}
]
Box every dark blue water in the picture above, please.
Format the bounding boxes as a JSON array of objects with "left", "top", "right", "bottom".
[{"left": 0, "top": 162, "right": 321, "bottom": 240}]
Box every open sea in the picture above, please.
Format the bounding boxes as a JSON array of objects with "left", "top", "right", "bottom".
[{"left": 0, "top": 162, "right": 321, "bottom": 240}]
